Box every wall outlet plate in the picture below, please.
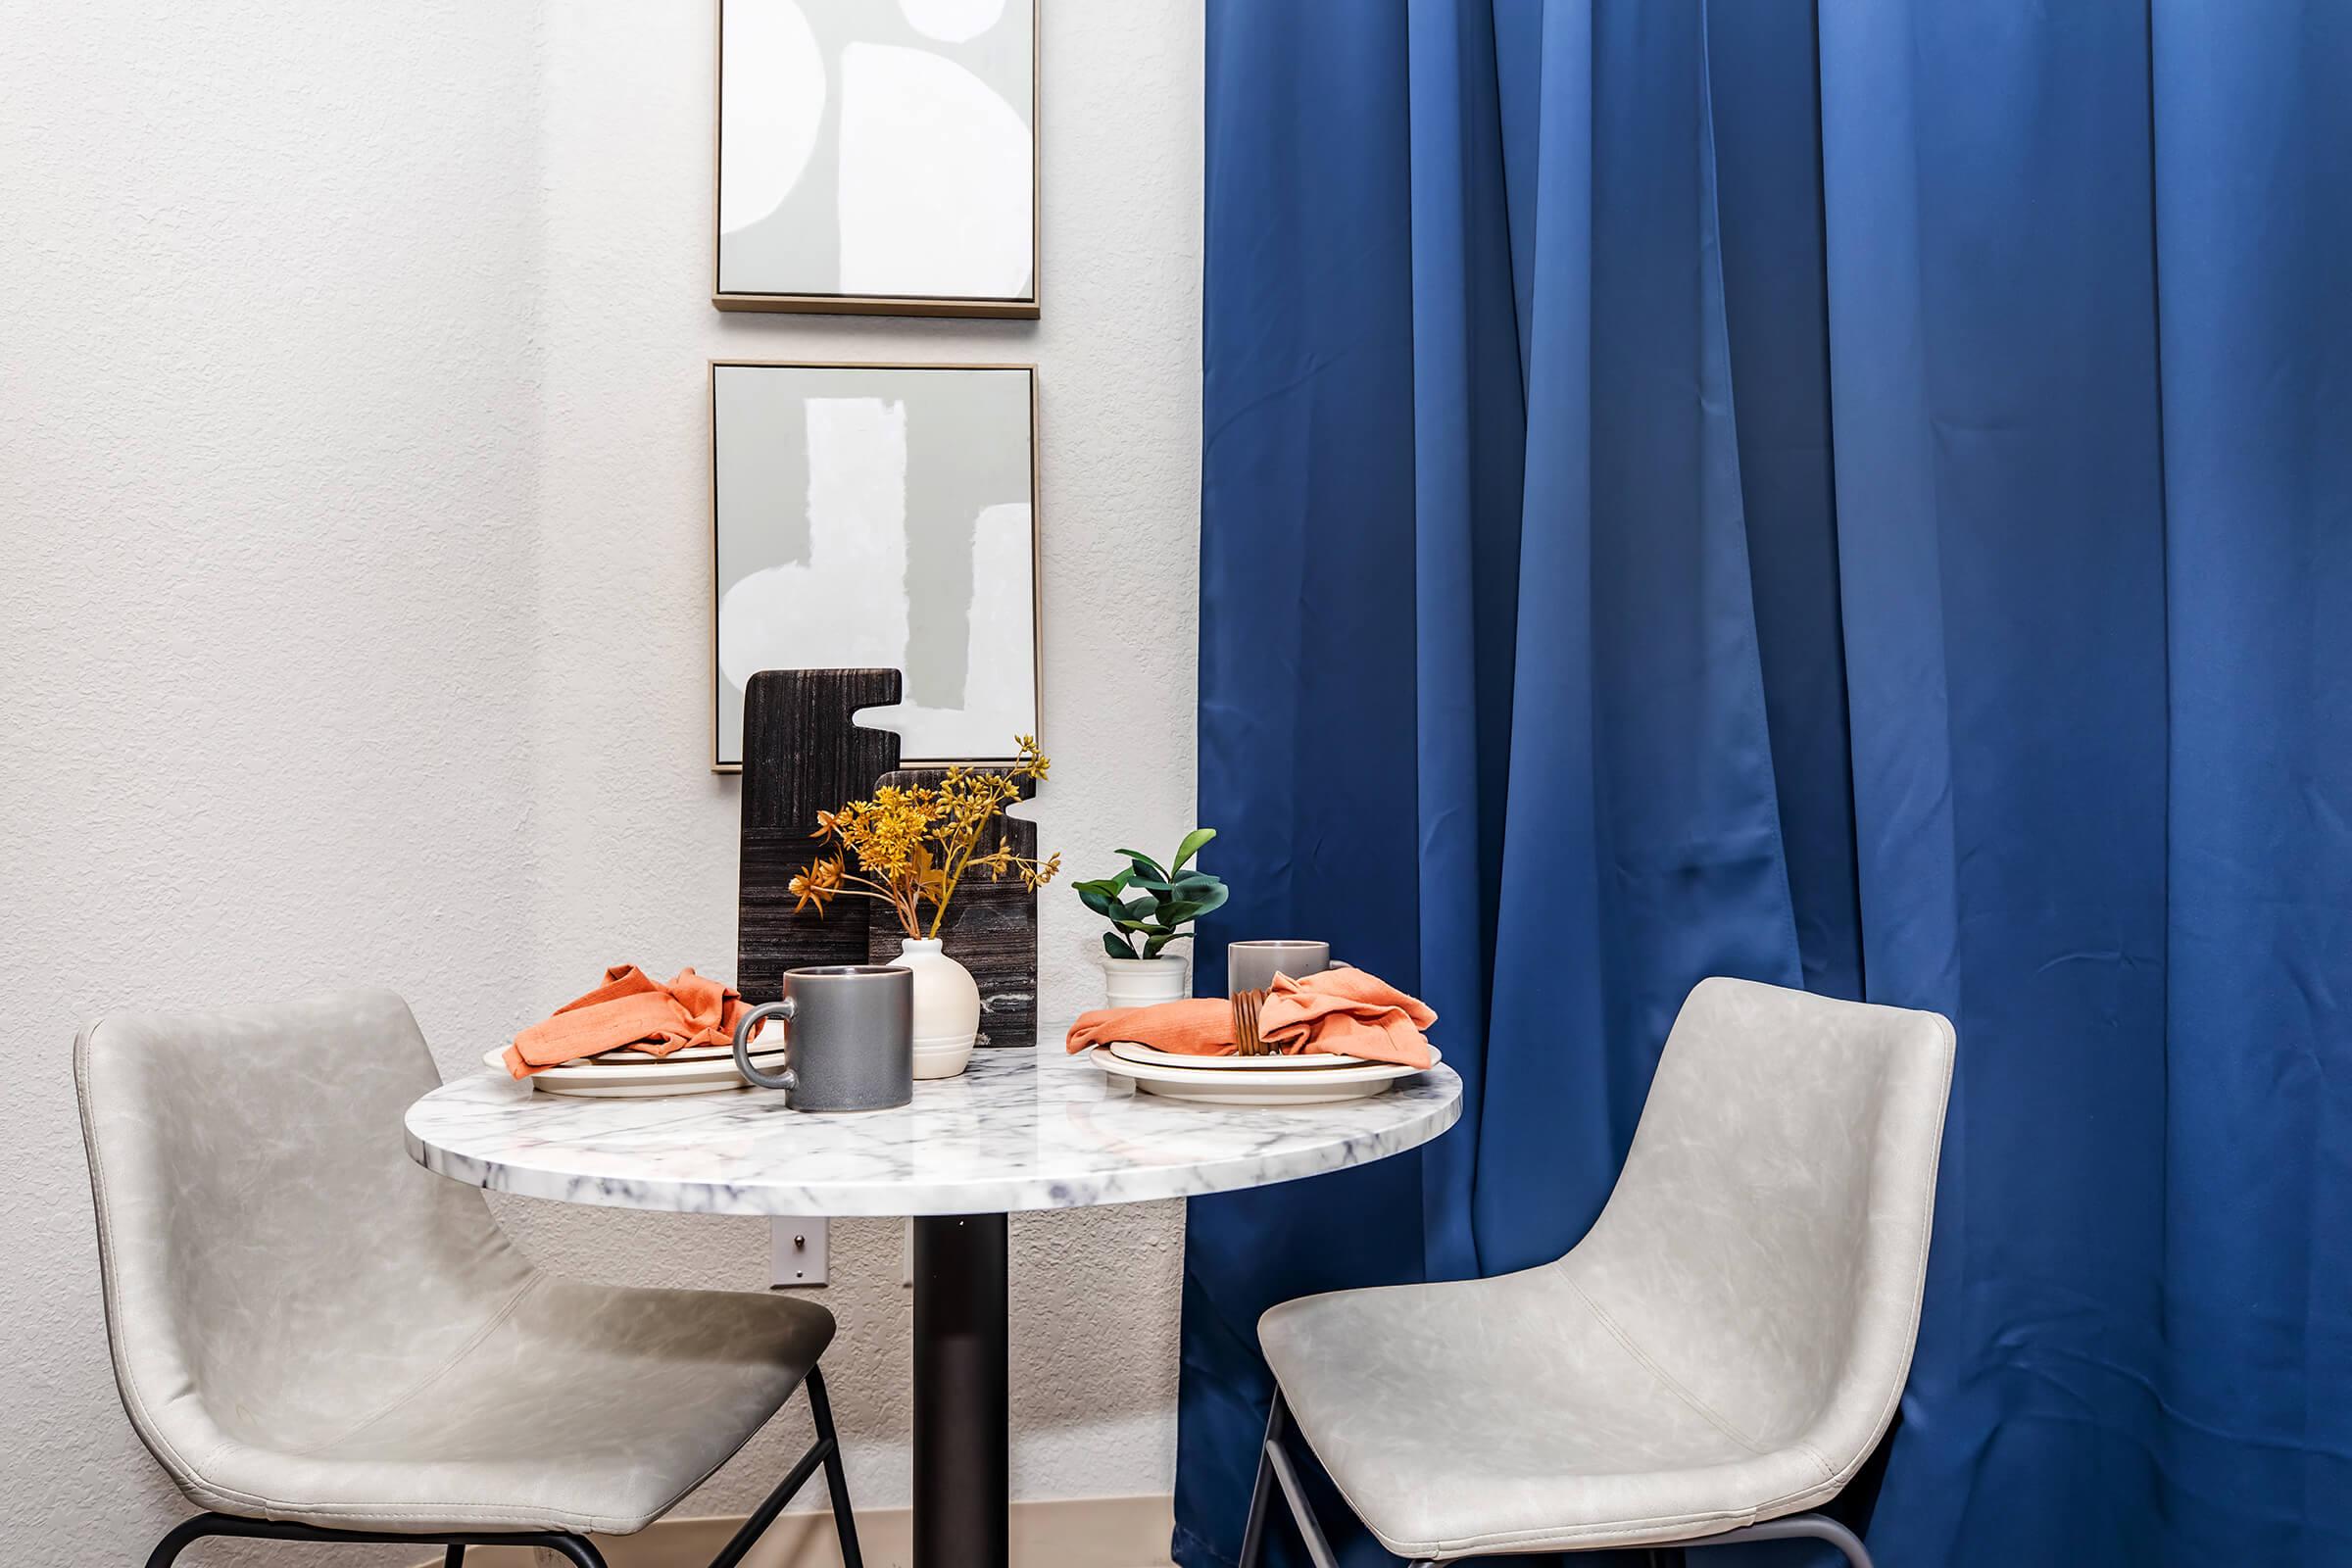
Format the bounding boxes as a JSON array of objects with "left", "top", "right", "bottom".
[{"left": 770, "top": 1217, "right": 829, "bottom": 1287}]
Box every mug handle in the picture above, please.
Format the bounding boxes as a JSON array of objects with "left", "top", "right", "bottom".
[{"left": 733, "top": 999, "right": 798, "bottom": 1092}]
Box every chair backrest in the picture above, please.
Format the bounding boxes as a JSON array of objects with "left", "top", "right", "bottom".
[
  {"left": 1557, "top": 977, "right": 1953, "bottom": 1478},
  {"left": 74, "top": 989, "right": 534, "bottom": 1470}
]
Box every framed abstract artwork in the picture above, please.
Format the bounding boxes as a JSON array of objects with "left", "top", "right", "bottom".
[
  {"left": 713, "top": 0, "right": 1039, "bottom": 318},
  {"left": 710, "top": 361, "right": 1041, "bottom": 771}
]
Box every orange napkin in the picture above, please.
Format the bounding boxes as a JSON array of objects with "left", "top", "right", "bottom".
[
  {"left": 504, "top": 964, "right": 753, "bottom": 1079},
  {"left": 1065, "top": 966, "right": 1437, "bottom": 1068}
]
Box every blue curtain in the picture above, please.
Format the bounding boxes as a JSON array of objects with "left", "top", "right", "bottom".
[{"left": 1188, "top": 4, "right": 2352, "bottom": 1566}]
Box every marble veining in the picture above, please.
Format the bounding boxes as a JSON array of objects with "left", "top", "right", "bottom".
[{"left": 405, "top": 1033, "right": 1463, "bottom": 1216}]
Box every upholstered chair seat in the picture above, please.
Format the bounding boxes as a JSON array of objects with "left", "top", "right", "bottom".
[
  {"left": 125, "top": 1271, "right": 831, "bottom": 1536},
  {"left": 76, "top": 988, "right": 858, "bottom": 1566},
  {"left": 1247, "top": 978, "right": 1955, "bottom": 1566}
]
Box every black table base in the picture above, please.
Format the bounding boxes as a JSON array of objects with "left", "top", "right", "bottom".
[{"left": 912, "top": 1213, "right": 1010, "bottom": 1568}]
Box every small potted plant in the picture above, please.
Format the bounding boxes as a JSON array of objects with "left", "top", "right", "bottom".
[
  {"left": 1074, "top": 829, "right": 1227, "bottom": 1006},
  {"left": 791, "top": 739, "right": 1060, "bottom": 1079}
]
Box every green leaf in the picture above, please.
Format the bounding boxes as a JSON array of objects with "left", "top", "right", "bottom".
[
  {"left": 1102, "top": 930, "right": 1138, "bottom": 959},
  {"left": 1075, "top": 882, "right": 1126, "bottom": 919},
  {"left": 1172, "top": 827, "right": 1216, "bottom": 869},
  {"left": 1119, "top": 895, "right": 1161, "bottom": 925},
  {"left": 1157, "top": 880, "right": 1227, "bottom": 920},
  {"left": 1153, "top": 898, "right": 1215, "bottom": 928},
  {"left": 1143, "top": 930, "right": 1183, "bottom": 958},
  {"left": 1113, "top": 849, "right": 1170, "bottom": 884}
]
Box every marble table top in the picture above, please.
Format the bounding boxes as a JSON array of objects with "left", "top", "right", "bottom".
[{"left": 405, "top": 1034, "right": 1463, "bottom": 1217}]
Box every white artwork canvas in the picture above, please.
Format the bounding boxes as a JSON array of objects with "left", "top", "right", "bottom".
[
  {"left": 716, "top": 0, "right": 1038, "bottom": 316},
  {"left": 712, "top": 363, "right": 1039, "bottom": 768}
]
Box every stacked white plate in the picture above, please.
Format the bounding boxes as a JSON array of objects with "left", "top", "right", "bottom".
[
  {"left": 484, "top": 1041, "right": 783, "bottom": 1099},
  {"left": 1089, "top": 1040, "right": 1441, "bottom": 1105}
]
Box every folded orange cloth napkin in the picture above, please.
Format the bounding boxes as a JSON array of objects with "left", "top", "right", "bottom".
[
  {"left": 1065, "top": 966, "right": 1437, "bottom": 1068},
  {"left": 504, "top": 964, "right": 753, "bottom": 1079}
]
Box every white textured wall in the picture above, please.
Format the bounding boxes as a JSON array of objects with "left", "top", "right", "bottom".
[
  {"left": 515, "top": 0, "right": 1202, "bottom": 1530},
  {"left": 0, "top": 0, "right": 1203, "bottom": 1560}
]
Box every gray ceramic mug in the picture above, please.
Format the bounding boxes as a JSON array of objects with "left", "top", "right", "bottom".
[
  {"left": 1227, "top": 940, "right": 1345, "bottom": 997},
  {"left": 732, "top": 965, "right": 914, "bottom": 1111}
]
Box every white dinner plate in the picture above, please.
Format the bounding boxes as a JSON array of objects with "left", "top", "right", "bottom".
[
  {"left": 598, "top": 1040, "right": 763, "bottom": 1063},
  {"left": 1104, "top": 1039, "right": 1372, "bottom": 1071},
  {"left": 1088, "top": 1046, "right": 1438, "bottom": 1105},
  {"left": 483, "top": 1047, "right": 788, "bottom": 1098}
]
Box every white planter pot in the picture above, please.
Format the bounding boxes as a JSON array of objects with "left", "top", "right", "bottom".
[
  {"left": 891, "top": 936, "right": 981, "bottom": 1080},
  {"left": 1101, "top": 954, "right": 1192, "bottom": 1008}
]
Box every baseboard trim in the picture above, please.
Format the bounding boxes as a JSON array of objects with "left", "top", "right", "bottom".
[{"left": 410, "top": 1493, "right": 1175, "bottom": 1568}]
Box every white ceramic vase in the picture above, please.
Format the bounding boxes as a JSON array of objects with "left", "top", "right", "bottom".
[
  {"left": 1101, "top": 954, "right": 1192, "bottom": 1008},
  {"left": 892, "top": 936, "right": 981, "bottom": 1080}
]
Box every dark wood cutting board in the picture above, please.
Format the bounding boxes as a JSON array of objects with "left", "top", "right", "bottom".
[
  {"left": 737, "top": 667, "right": 903, "bottom": 1007},
  {"left": 736, "top": 666, "right": 1039, "bottom": 1047}
]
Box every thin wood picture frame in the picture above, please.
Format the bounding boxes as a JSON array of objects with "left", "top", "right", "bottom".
[
  {"left": 711, "top": 0, "right": 1042, "bottom": 318},
  {"left": 709, "top": 360, "right": 1044, "bottom": 774}
]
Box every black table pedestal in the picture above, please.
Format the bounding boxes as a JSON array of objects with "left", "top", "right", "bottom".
[{"left": 911, "top": 1213, "right": 1010, "bottom": 1568}]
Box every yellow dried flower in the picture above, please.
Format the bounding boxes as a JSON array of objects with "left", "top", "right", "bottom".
[
  {"left": 788, "top": 856, "right": 845, "bottom": 916},
  {"left": 800, "top": 737, "right": 1061, "bottom": 939}
]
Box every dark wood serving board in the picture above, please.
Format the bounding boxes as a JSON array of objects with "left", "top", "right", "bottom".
[
  {"left": 736, "top": 666, "right": 1039, "bottom": 1046},
  {"left": 737, "top": 667, "right": 903, "bottom": 1007}
]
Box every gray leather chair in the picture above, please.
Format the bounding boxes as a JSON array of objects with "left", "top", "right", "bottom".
[
  {"left": 1241, "top": 978, "right": 1954, "bottom": 1567},
  {"left": 75, "top": 988, "right": 861, "bottom": 1568}
]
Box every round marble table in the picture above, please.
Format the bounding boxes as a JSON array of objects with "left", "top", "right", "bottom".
[{"left": 406, "top": 1037, "right": 1461, "bottom": 1568}]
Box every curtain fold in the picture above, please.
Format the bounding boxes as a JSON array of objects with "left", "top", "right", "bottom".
[
  {"left": 2149, "top": 5, "right": 2352, "bottom": 1561},
  {"left": 1183, "top": 12, "right": 1425, "bottom": 1565},
  {"left": 1404, "top": 0, "right": 1522, "bottom": 1289},
  {"left": 1191, "top": 3, "right": 2351, "bottom": 1565},
  {"left": 1821, "top": 5, "right": 2178, "bottom": 1558}
]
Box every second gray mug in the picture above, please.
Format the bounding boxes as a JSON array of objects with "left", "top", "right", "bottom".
[
  {"left": 732, "top": 964, "right": 913, "bottom": 1111},
  {"left": 1227, "top": 940, "right": 1336, "bottom": 997}
]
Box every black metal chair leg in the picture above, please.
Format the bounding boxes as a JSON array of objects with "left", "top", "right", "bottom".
[
  {"left": 807, "top": 1365, "right": 865, "bottom": 1568},
  {"left": 142, "top": 1516, "right": 214, "bottom": 1568},
  {"left": 1695, "top": 1513, "right": 1871, "bottom": 1567},
  {"left": 702, "top": 1362, "right": 868, "bottom": 1568},
  {"left": 1236, "top": 1391, "right": 1286, "bottom": 1568},
  {"left": 1259, "top": 1415, "right": 1339, "bottom": 1568},
  {"left": 144, "top": 1515, "right": 604, "bottom": 1566}
]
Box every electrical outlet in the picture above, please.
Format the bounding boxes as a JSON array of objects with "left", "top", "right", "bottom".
[{"left": 770, "top": 1217, "right": 829, "bottom": 1287}]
